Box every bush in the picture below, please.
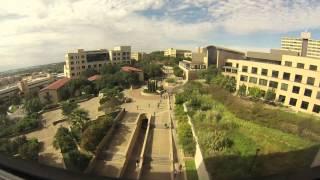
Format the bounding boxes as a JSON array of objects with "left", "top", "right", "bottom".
[
  {"left": 63, "top": 150, "right": 92, "bottom": 172},
  {"left": 80, "top": 115, "right": 113, "bottom": 152},
  {"left": 53, "top": 127, "right": 77, "bottom": 153}
]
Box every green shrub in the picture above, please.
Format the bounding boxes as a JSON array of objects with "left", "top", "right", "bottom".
[{"left": 63, "top": 150, "right": 92, "bottom": 172}]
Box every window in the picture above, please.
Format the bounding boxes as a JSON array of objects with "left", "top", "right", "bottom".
[
  {"left": 289, "top": 98, "right": 297, "bottom": 106},
  {"left": 284, "top": 61, "right": 292, "bottom": 67},
  {"left": 251, "top": 67, "right": 258, "bottom": 74},
  {"left": 236, "top": 63, "right": 239, "bottom": 68},
  {"left": 278, "top": 95, "right": 286, "bottom": 103},
  {"left": 269, "top": 81, "right": 278, "bottom": 88},
  {"left": 94, "top": 64, "right": 97, "bottom": 68},
  {"left": 281, "top": 83, "right": 288, "bottom": 91},
  {"left": 294, "top": 74, "right": 302, "bottom": 83},
  {"left": 317, "top": 91, "right": 320, "bottom": 100},
  {"left": 70, "top": 67, "right": 74, "bottom": 70},
  {"left": 313, "top": 104, "right": 320, "bottom": 113},
  {"left": 82, "top": 60, "right": 85, "bottom": 63},
  {"left": 81, "top": 55, "right": 85, "bottom": 58},
  {"left": 242, "top": 66, "right": 248, "bottom": 72},
  {"left": 82, "top": 66, "right": 85, "bottom": 69},
  {"left": 70, "top": 61, "right": 74, "bottom": 65},
  {"left": 297, "top": 63, "right": 305, "bottom": 69},
  {"left": 272, "top": 70, "right": 279, "bottom": 78},
  {"left": 70, "top": 56, "right": 74, "bottom": 59},
  {"left": 292, "top": 86, "right": 300, "bottom": 94},
  {"left": 71, "top": 73, "right": 75, "bottom": 77},
  {"left": 307, "top": 77, "right": 315, "bottom": 86},
  {"left": 304, "top": 89, "right": 312, "bottom": 97},
  {"left": 249, "top": 77, "right": 257, "bottom": 84},
  {"left": 300, "top": 101, "right": 309, "bottom": 110},
  {"left": 283, "top": 72, "right": 290, "bottom": 80},
  {"left": 259, "top": 79, "right": 268, "bottom": 86},
  {"left": 99, "top": 64, "right": 102, "bottom": 67},
  {"left": 88, "top": 65, "right": 91, "bottom": 68},
  {"left": 261, "top": 69, "right": 268, "bottom": 76},
  {"left": 240, "top": 75, "right": 248, "bottom": 82},
  {"left": 310, "top": 65, "right": 317, "bottom": 71}
]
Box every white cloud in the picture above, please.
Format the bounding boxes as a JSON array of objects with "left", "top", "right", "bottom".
[{"left": 0, "top": 0, "right": 320, "bottom": 71}]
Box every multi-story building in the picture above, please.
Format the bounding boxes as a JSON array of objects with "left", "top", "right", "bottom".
[
  {"left": 164, "top": 48, "right": 191, "bottom": 58},
  {"left": 0, "top": 73, "right": 55, "bottom": 101},
  {"left": 184, "top": 52, "right": 192, "bottom": 59},
  {"left": 281, "top": 31, "right": 320, "bottom": 59},
  {"left": 131, "top": 52, "right": 149, "bottom": 61},
  {"left": 179, "top": 46, "right": 244, "bottom": 80},
  {"left": 222, "top": 49, "right": 320, "bottom": 116},
  {"left": 64, "top": 46, "right": 131, "bottom": 78}
]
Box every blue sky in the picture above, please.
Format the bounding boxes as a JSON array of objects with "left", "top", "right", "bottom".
[{"left": 1, "top": 0, "right": 320, "bottom": 71}]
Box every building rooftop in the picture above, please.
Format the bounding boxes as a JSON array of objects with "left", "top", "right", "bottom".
[
  {"left": 40, "top": 78, "right": 70, "bottom": 91},
  {"left": 88, "top": 75, "right": 101, "bottom": 81},
  {"left": 121, "top": 66, "right": 143, "bottom": 73}
]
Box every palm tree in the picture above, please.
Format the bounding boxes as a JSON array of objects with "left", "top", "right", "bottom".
[{"left": 68, "top": 109, "right": 90, "bottom": 132}]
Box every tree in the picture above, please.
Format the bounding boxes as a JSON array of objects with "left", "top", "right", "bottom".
[
  {"left": 265, "top": 89, "right": 276, "bottom": 101},
  {"left": 24, "top": 98, "right": 42, "bottom": 114},
  {"left": 248, "top": 87, "right": 264, "bottom": 99},
  {"left": 81, "top": 69, "right": 98, "bottom": 78},
  {"left": 100, "top": 97, "right": 122, "bottom": 114},
  {"left": 173, "top": 66, "right": 183, "bottom": 77},
  {"left": 53, "top": 127, "right": 77, "bottom": 153},
  {"left": 238, "top": 84, "right": 247, "bottom": 96},
  {"left": 62, "top": 101, "right": 79, "bottom": 117},
  {"left": 68, "top": 109, "right": 90, "bottom": 132},
  {"left": 178, "top": 122, "right": 196, "bottom": 155},
  {"left": 18, "top": 138, "right": 40, "bottom": 161}
]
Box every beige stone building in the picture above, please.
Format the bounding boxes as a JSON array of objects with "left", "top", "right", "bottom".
[
  {"left": 281, "top": 31, "right": 320, "bottom": 59},
  {"left": 39, "top": 77, "right": 70, "bottom": 104},
  {"left": 64, "top": 46, "right": 131, "bottom": 78},
  {"left": 131, "top": 52, "right": 149, "bottom": 61},
  {"left": 164, "top": 48, "right": 191, "bottom": 58},
  {"left": 179, "top": 46, "right": 244, "bottom": 80},
  {"left": 222, "top": 49, "right": 320, "bottom": 116}
]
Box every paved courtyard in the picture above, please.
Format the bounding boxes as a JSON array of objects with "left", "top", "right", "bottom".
[{"left": 24, "top": 97, "right": 103, "bottom": 169}]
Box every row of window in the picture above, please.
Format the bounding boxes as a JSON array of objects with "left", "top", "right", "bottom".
[
  {"left": 241, "top": 75, "right": 320, "bottom": 99},
  {"left": 241, "top": 66, "right": 318, "bottom": 86},
  {"left": 283, "top": 61, "right": 318, "bottom": 71},
  {"left": 282, "top": 96, "right": 320, "bottom": 113},
  {"left": 112, "top": 52, "right": 130, "bottom": 56},
  {"left": 69, "top": 55, "right": 85, "bottom": 60}
]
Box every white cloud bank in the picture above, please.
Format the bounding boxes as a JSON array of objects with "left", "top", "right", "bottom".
[{"left": 0, "top": 0, "right": 320, "bottom": 70}]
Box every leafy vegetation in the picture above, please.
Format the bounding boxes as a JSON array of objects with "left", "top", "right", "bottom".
[
  {"left": 24, "top": 97, "right": 42, "bottom": 114},
  {"left": 0, "top": 136, "right": 41, "bottom": 161},
  {"left": 177, "top": 82, "right": 319, "bottom": 179},
  {"left": 185, "top": 159, "right": 198, "bottom": 180}
]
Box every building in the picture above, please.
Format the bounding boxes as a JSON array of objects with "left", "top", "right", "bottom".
[
  {"left": 131, "top": 52, "right": 149, "bottom": 61},
  {"left": 281, "top": 31, "right": 320, "bottom": 59},
  {"left": 64, "top": 46, "right": 131, "bottom": 78},
  {"left": 184, "top": 52, "right": 192, "bottom": 59},
  {"left": 121, "top": 66, "right": 144, "bottom": 82},
  {"left": 39, "top": 77, "right": 70, "bottom": 104},
  {"left": 164, "top": 48, "right": 191, "bottom": 58},
  {"left": 179, "top": 46, "right": 245, "bottom": 80},
  {"left": 0, "top": 73, "right": 54, "bottom": 101},
  {"left": 222, "top": 49, "right": 320, "bottom": 116}
]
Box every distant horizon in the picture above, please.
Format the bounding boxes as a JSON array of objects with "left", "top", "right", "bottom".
[{"left": 1, "top": 0, "right": 320, "bottom": 72}]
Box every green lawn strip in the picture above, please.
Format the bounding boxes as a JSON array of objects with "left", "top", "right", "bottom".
[{"left": 185, "top": 159, "right": 198, "bottom": 180}]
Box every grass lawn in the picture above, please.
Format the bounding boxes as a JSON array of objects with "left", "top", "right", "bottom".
[
  {"left": 177, "top": 82, "right": 320, "bottom": 180},
  {"left": 185, "top": 159, "right": 198, "bottom": 180}
]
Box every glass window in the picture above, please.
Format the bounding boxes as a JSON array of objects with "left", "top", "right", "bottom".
[
  {"left": 281, "top": 83, "right": 288, "bottom": 91},
  {"left": 310, "top": 65, "right": 317, "bottom": 71},
  {"left": 269, "top": 81, "right": 278, "bottom": 88},
  {"left": 284, "top": 61, "right": 292, "bottom": 67},
  {"left": 82, "top": 66, "right": 85, "bottom": 69},
  {"left": 278, "top": 95, "right": 286, "bottom": 103},
  {"left": 81, "top": 55, "right": 85, "bottom": 58},
  {"left": 289, "top": 98, "right": 297, "bottom": 106},
  {"left": 294, "top": 74, "right": 302, "bottom": 83},
  {"left": 300, "top": 101, "right": 309, "bottom": 110},
  {"left": 240, "top": 75, "right": 248, "bottom": 82},
  {"left": 70, "top": 61, "right": 74, "bottom": 65},
  {"left": 242, "top": 66, "right": 248, "bottom": 72},
  {"left": 313, "top": 104, "right": 320, "bottom": 113},
  {"left": 307, "top": 77, "right": 315, "bottom": 86},
  {"left": 71, "top": 73, "right": 75, "bottom": 77},
  {"left": 283, "top": 72, "right": 290, "bottom": 80},
  {"left": 259, "top": 79, "right": 268, "bottom": 86},
  {"left": 272, "top": 70, "right": 279, "bottom": 78},
  {"left": 251, "top": 67, "right": 258, "bottom": 74},
  {"left": 292, "top": 86, "right": 300, "bottom": 94},
  {"left": 70, "top": 67, "right": 74, "bottom": 70},
  {"left": 249, "top": 77, "right": 258, "bottom": 84},
  {"left": 70, "top": 56, "right": 74, "bottom": 59},
  {"left": 304, "top": 89, "right": 312, "bottom": 97},
  {"left": 317, "top": 91, "right": 320, "bottom": 100},
  {"left": 297, "top": 63, "right": 305, "bottom": 69},
  {"left": 82, "top": 60, "right": 85, "bottom": 63},
  {"left": 261, "top": 69, "right": 268, "bottom": 76}
]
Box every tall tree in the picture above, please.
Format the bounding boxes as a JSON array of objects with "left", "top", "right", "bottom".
[
  {"left": 62, "top": 101, "right": 79, "bottom": 117},
  {"left": 68, "top": 109, "right": 90, "bottom": 132}
]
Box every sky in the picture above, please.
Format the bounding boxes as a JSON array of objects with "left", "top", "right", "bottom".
[{"left": 1, "top": 0, "right": 320, "bottom": 71}]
